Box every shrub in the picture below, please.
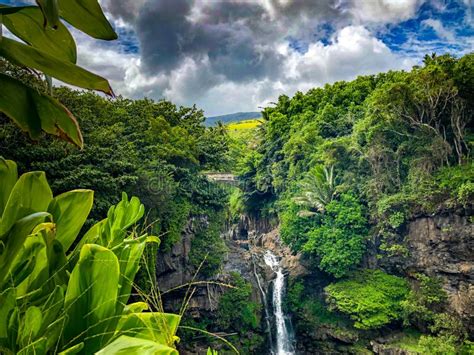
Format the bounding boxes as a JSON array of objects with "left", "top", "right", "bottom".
[
  {"left": 304, "top": 193, "right": 368, "bottom": 277},
  {"left": 418, "top": 335, "right": 457, "bottom": 355},
  {"left": 431, "top": 313, "right": 467, "bottom": 341},
  {"left": 457, "top": 182, "right": 474, "bottom": 206},
  {"left": 401, "top": 273, "right": 448, "bottom": 327},
  {"left": 436, "top": 163, "right": 474, "bottom": 205},
  {"left": 0, "top": 159, "right": 180, "bottom": 354},
  {"left": 189, "top": 212, "right": 227, "bottom": 278},
  {"left": 388, "top": 211, "right": 406, "bottom": 229},
  {"left": 217, "top": 272, "right": 260, "bottom": 330},
  {"left": 280, "top": 201, "right": 319, "bottom": 251},
  {"left": 325, "top": 270, "right": 409, "bottom": 329}
]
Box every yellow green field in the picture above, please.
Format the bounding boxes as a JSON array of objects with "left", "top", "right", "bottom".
[{"left": 226, "top": 119, "right": 262, "bottom": 131}]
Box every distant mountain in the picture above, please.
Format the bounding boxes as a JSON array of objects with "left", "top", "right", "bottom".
[{"left": 205, "top": 111, "right": 262, "bottom": 126}]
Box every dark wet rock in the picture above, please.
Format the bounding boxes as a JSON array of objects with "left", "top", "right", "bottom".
[{"left": 401, "top": 213, "right": 473, "bottom": 333}]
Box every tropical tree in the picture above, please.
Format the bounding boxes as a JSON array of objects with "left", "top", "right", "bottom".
[{"left": 293, "top": 164, "right": 337, "bottom": 214}]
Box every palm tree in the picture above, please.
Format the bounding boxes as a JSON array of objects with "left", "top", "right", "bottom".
[{"left": 293, "top": 164, "right": 337, "bottom": 215}]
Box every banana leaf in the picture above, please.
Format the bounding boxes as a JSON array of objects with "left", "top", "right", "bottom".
[
  {"left": 64, "top": 244, "right": 120, "bottom": 354},
  {"left": 0, "top": 73, "right": 83, "bottom": 148},
  {"left": 0, "top": 171, "right": 52, "bottom": 237},
  {"left": 0, "top": 212, "right": 50, "bottom": 287},
  {"left": 48, "top": 190, "right": 94, "bottom": 252},
  {"left": 3, "top": 6, "right": 76, "bottom": 62},
  {"left": 0, "top": 38, "right": 113, "bottom": 95},
  {"left": 58, "top": 0, "right": 117, "bottom": 40},
  {"left": 36, "top": 0, "right": 60, "bottom": 29},
  {"left": 0, "top": 158, "right": 18, "bottom": 216}
]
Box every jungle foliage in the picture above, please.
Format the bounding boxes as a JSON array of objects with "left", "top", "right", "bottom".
[
  {"left": 0, "top": 2, "right": 233, "bottom": 352},
  {"left": 237, "top": 53, "right": 473, "bottom": 277},
  {"left": 325, "top": 270, "right": 410, "bottom": 330}
]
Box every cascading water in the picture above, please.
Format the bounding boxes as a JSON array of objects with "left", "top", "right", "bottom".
[{"left": 264, "top": 251, "right": 295, "bottom": 355}]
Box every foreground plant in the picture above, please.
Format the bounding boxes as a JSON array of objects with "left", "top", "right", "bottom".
[
  {"left": 0, "top": 0, "right": 117, "bottom": 147},
  {"left": 0, "top": 158, "right": 180, "bottom": 354}
]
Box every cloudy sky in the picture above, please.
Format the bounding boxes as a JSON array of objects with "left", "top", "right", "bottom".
[{"left": 6, "top": 0, "right": 474, "bottom": 116}]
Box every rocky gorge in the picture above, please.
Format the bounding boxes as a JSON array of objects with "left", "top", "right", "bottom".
[{"left": 154, "top": 207, "right": 473, "bottom": 354}]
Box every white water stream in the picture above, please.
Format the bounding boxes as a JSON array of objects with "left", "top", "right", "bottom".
[{"left": 264, "top": 251, "right": 295, "bottom": 355}]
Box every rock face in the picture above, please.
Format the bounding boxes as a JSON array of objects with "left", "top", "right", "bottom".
[
  {"left": 402, "top": 212, "right": 474, "bottom": 333},
  {"left": 155, "top": 217, "right": 221, "bottom": 315}
]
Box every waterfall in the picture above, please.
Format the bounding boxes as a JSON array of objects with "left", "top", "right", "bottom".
[{"left": 264, "top": 251, "right": 295, "bottom": 355}]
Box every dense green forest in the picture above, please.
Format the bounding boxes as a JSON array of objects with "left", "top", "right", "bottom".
[{"left": 238, "top": 52, "right": 473, "bottom": 269}]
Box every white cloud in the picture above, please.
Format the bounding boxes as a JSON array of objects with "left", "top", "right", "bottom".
[
  {"left": 70, "top": 24, "right": 416, "bottom": 116},
  {"left": 284, "top": 26, "right": 412, "bottom": 84},
  {"left": 349, "top": 0, "right": 424, "bottom": 24},
  {"left": 6, "top": 0, "right": 468, "bottom": 116},
  {"left": 65, "top": 0, "right": 472, "bottom": 116},
  {"left": 170, "top": 26, "right": 414, "bottom": 114},
  {"left": 422, "top": 18, "right": 455, "bottom": 41}
]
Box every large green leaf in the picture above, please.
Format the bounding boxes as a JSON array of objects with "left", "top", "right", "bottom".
[
  {"left": 115, "top": 312, "right": 181, "bottom": 347},
  {"left": 0, "top": 288, "right": 16, "bottom": 341},
  {"left": 14, "top": 226, "right": 51, "bottom": 298},
  {"left": 67, "top": 219, "right": 105, "bottom": 266},
  {"left": 58, "top": 0, "right": 117, "bottom": 40},
  {"left": 102, "top": 193, "right": 145, "bottom": 248},
  {"left": 0, "top": 170, "right": 52, "bottom": 237},
  {"left": 0, "top": 73, "right": 83, "bottom": 147},
  {"left": 36, "top": 0, "right": 60, "bottom": 29},
  {"left": 116, "top": 235, "right": 159, "bottom": 312},
  {"left": 64, "top": 244, "right": 120, "bottom": 354},
  {"left": 96, "top": 335, "right": 178, "bottom": 355},
  {"left": 48, "top": 190, "right": 94, "bottom": 252},
  {"left": 3, "top": 6, "right": 77, "bottom": 62},
  {"left": 0, "top": 212, "right": 50, "bottom": 288},
  {"left": 14, "top": 223, "right": 69, "bottom": 299},
  {"left": 0, "top": 158, "right": 18, "bottom": 217},
  {"left": 18, "top": 306, "right": 43, "bottom": 348},
  {"left": 0, "top": 38, "right": 113, "bottom": 94},
  {"left": 8, "top": 252, "right": 37, "bottom": 288}
]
